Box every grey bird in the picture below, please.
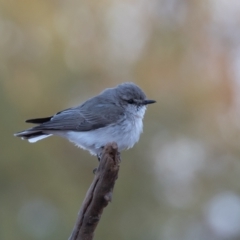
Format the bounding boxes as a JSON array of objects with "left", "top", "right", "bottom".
[{"left": 14, "top": 82, "right": 156, "bottom": 156}]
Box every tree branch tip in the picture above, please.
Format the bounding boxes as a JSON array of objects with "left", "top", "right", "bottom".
[
  {"left": 108, "top": 142, "right": 118, "bottom": 150},
  {"left": 104, "top": 142, "right": 118, "bottom": 155}
]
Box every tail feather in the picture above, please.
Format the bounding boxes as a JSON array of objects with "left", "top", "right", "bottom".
[
  {"left": 28, "top": 134, "right": 51, "bottom": 143},
  {"left": 14, "top": 129, "right": 51, "bottom": 143},
  {"left": 15, "top": 115, "right": 53, "bottom": 143},
  {"left": 25, "top": 116, "right": 52, "bottom": 124}
]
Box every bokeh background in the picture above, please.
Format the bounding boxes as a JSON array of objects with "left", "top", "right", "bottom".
[{"left": 1, "top": 0, "right": 240, "bottom": 239}]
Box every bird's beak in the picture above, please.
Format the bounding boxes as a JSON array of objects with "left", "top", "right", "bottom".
[{"left": 143, "top": 99, "right": 156, "bottom": 105}]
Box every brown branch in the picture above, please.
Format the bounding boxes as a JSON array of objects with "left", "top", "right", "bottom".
[{"left": 68, "top": 142, "right": 121, "bottom": 240}]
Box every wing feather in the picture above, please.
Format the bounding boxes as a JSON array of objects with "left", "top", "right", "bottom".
[{"left": 32, "top": 102, "right": 125, "bottom": 132}]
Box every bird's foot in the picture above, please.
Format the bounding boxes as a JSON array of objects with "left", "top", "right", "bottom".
[
  {"left": 117, "top": 151, "right": 122, "bottom": 162},
  {"left": 96, "top": 146, "right": 105, "bottom": 162},
  {"left": 93, "top": 167, "right": 98, "bottom": 174}
]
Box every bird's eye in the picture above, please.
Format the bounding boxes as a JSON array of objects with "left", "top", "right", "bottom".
[{"left": 127, "top": 99, "right": 134, "bottom": 104}]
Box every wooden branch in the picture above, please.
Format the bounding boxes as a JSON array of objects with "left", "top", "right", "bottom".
[{"left": 68, "top": 142, "right": 121, "bottom": 240}]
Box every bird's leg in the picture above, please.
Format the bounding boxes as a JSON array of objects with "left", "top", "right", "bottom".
[
  {"left": 93, "top": 146, "right": 105, "bottom": 174},
  {"left": 116, "top": 151, "right": 122, "bottom": 162},
  {"left": 96, "top": 146, "right": 105, "bottom": 162}
]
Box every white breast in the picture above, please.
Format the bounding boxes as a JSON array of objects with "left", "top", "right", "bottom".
[{"left": 65, "top": 106, "right": 146, "bottom": 155}]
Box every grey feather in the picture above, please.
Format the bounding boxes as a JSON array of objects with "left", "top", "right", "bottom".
[
  {"left": 14, "top": 82, "right": 156, "bottom": 155},
  {"left": 30, "top": 101, "right": 125, "bottom": 132}
]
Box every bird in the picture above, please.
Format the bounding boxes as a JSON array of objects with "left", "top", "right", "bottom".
[{"left": 14, "top": 82, "right": 156, "bottom": 157}]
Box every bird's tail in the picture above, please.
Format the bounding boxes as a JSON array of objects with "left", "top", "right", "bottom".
[
  {"left": 14, "top": 129, "right": 52, "bottom": 143},
  {"left": 14, "top": 116, "right": 53, "bottom": 143}
]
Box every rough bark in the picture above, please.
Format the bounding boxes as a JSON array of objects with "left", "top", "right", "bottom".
[{"left": 69, "top": 142, "right": 121, "bottom": 240}]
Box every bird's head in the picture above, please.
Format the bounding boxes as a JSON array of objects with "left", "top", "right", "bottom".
[{"left": 116, "top": 82, "right": 156, "bottom": 109}]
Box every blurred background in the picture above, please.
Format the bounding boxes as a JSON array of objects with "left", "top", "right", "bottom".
[{"left": 1, "top": 0, "right": 240, "bottom": 239}]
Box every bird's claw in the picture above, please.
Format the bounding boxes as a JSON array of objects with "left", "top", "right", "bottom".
[
  {"left": 117, "top": 151, "right": 122, "bottom": 162},
  {"left": 93, "top": 167, "right": 98, "bottom": 174},
  {"left": 97, "top": 146, "right": 105, "bottom": 162}
]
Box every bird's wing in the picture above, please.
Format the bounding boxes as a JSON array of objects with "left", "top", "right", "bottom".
[{"left": 33, "top": 102, "right": 125, "bottom": 132}]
